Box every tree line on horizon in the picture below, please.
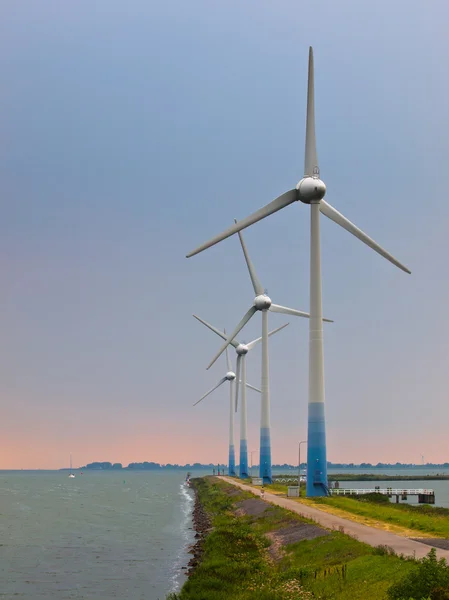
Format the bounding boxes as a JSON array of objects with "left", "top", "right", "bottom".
[{"left": 75, "top": 460, "right": 449, "bottom": 471}]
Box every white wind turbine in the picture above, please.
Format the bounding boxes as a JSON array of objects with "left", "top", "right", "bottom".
[
  {"left": 201, "top": 226, "right": 331, "bottom": 484},
  {"left": 194, "top": 342, "right": 260, "bottom": 477},
  {"left": 193, "top": 314, "right": 289, "bottom": 479},
  {"left": 187, "top": 47, "right": 410, "bottom": 495}
]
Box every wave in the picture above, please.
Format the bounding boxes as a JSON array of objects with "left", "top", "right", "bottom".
[{"left": 169, "top": 482, "right": 195, "bottom": 593}]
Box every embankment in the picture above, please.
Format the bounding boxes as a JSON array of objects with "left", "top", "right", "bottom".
[
  {"left": 166, "top": 476, "right": 435, "bottom": 600},
  {"left": 185, "top": 482, "right": 211, "bottom": 575}
]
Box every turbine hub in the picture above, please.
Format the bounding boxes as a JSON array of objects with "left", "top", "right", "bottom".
[
  {"left": 236, "top": 344, "right": 249, "bottom": 355},
  {"left": 296, "top": 177, "right": 326, "bottom": 204},
  {"left": 226, "top": 371, "right": 236, "bottom": 381},
  {"left": 254, "top": 294, "right": 272, "bottom": 310}
]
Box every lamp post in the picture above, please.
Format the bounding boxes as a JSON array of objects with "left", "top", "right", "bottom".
[
  {"left": 298, "top": 441, "right": 307, "bottom": 486},
  {"left": 250, "top": 450, "right": 258, "bottom": 477}
]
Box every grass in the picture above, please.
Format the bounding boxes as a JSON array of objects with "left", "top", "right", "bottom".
[
  {"left": 169, "top": 477, "right": 418, "bottom": 600},
  {"left": 306, "top": 495, "right": 449, "bottom": 538},
  {"left": 280, "top": 538, "right": 415, "bottom": 599},
  {"left": 256, "top": 480, "right": 449, "bottom": 538}
]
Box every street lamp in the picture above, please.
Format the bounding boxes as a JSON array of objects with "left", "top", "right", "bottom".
[
  {"left": 298, "top": 441, "right": 307, "bottom": 486},
  {"left": 250, "top": 450, "right": 258, "bottom": 477}
]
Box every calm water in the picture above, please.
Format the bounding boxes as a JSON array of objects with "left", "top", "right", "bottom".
[{"left": 0, "top": 470, "right": 197, "bottom": 599}]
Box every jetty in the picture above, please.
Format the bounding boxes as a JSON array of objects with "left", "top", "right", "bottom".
[{"left": 330, "top": 487, "right": 435, "bottom": 504}]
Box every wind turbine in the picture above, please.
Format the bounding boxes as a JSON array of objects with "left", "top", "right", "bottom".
[
  {"left": 193, "top": 314, "right": 289, "bottom": 478},
  {"left": 194, "top": 342, "right": 260, "bottom": 477},
  {"left": 186, "top": 47, "right": 410, "bottom": 496},
  {"left": 202, "top": 227, "right": 330, "bottom": 484}
]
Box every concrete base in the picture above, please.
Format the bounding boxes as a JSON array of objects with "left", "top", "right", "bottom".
[
  {"left": 306, "top": 402, "right": 328, "bottom": 497},
  {"left": 260, "top": 427, "right": 272, "bottom": 484}
]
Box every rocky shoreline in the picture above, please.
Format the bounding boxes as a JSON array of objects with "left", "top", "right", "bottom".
[{"left": 184, "top": 481, "right": 211, "bottom": 577}]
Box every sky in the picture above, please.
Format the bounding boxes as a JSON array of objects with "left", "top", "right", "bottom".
[{"left": 1, "top": 1, "right": 448, "bottom": 469}]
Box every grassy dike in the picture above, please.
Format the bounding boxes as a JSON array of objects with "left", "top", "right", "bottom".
[
  {"left": 263, "top": 480, "right": 449, "bottom": 539},
  {"left": 167, "top": 477, "right": 417, "bottom": 600},
  {"left": 267, "top": 481, "right": 449, "bottom": 539},
  {"left": 306, "top": 496, "right": 449, "bottom": 538}
]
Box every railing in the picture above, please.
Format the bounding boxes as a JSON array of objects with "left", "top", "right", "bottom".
[
  {"left": 273, "top": 476, "right": 305, "bottom": 484},
  {"left": 330, "top": 488, "right": 434, "bottom": 496}
]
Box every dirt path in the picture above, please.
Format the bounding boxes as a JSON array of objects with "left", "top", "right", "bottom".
[{"left": 221, "top": 477, "right": 449, "bottom": 561}]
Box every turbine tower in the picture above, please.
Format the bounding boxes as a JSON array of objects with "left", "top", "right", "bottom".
[
  {"left": 186, "top": 47, "right": 410, "bottom": 496},
  {"left": 194, "top": 343, "right": 260, "bottom": 477},
  {"left": 193, "top": 314, "right": 288, "bottom": 478},
  {"left": 203, "top": 228, "right": 328, "bottom": 484}
]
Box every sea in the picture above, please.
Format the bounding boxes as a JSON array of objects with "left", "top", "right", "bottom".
[
  {"left": 1, "top": 467, "right": 449, "bottom": 600},
  {"left": 0, "top": 469, "right": 197, "bottom": 600}
]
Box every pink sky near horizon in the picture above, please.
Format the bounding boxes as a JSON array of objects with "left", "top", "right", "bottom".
[{"left": 2, "top": 417, "right": 447, "bottom": 470}]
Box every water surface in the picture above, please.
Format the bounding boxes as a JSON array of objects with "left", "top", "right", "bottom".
[{"left": 0, "top": 470, "right": 195, "bottom": 599}]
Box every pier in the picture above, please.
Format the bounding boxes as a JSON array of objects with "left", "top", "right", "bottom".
[{"left": 331, "top": 488, "right": 435, "bottom": 504}]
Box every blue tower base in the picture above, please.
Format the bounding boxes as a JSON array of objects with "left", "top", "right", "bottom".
[
  {"left": 306, "top": 402, "right": 329, "bottom": 497},
  {"left": 239, "top": 439, "right": 249, "bottom": 478},
  {"left": 228, "top": 444, "right": 236, "bottom": 477},
  {"left": 259, "top": 427, "right": 272, "bottom": 484}
]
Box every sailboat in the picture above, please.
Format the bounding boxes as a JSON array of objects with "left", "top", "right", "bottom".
[{"left": 68, "top": 454, "right": 75, "bottom": 478}]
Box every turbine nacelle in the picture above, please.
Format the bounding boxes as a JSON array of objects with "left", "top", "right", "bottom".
[
  {"left": 296, "top": 177, "right": 327, "bottom": 204},
  {"left": 254, "top": 294, "right": 272, "bottom": 310},
  {"left": 225, "top": 371, "right": 236, "bottom": 381},
  {"left": 236, "top": 343, "right": 249, "bottom": 355}
]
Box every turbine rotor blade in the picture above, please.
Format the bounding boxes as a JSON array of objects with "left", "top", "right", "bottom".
[
  {"left": 186, "top": 190, "right": 298, "bottom": 258},
  {"left": 207, "top": 306, "right": 257, "bottom": 370},
  {"left": 270, "top": 303, "right": 333, "bottom": 322},
  {"left": 319, "top": 200, "right": 411, "bottom": 274},
  {"left": 225, "top": 345, "right": 232, "bottom": 373},
  {"left": 246, "top": 322, "right": 289, "bottom": 350},
  {"left": 235, "top": 354, "right": 242, "bottom": 412},
  {"left": 192, "top": 315, "right": 240, "bottom": 348},
  {"left": 270, "top": 304, "right": 310, "bottom": 319},
  {"left": 194, "top": 377, "right": 227, "bottom": 406},
  {"left": 245, "top": 383, "right": 261, "bottom": 393},
  {"left": 304, "top": 46, "right": 319, "bottom": 178},
  {"left": 234, "top": 219, "right": 264, "bottom": 296}
]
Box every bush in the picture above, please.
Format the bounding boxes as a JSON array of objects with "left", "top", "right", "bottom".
[
  {"left": 387, "top": 548, "right": 449, "bottom": 600},
  {"left": 355, "top": 492, "right": 392, "bottom": 504},
  {"left": 432, "top": 588, "right": 449, "bottom": 600},
  {"left": 373, "top": 545, "right": 396, "bottom": 556}
]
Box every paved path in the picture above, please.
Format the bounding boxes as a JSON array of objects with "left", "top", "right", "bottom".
[{"left": 221, "top": 477, "right": 449, "bottom": 561}]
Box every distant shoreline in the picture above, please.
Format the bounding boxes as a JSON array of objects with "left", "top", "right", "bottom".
[
  {"left": 68, "top": 461, "right": 449, "bottom": 472},
  {"left": 2, "top": 462, "right": 449, "bottom": 472}
]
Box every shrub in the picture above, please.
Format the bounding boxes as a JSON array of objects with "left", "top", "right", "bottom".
[
  {"left": 387, "top": 548, "right": 449, "bottom": 600},
  {"left": 373, "top": 545, "right": 396, "bottom": 556},
  {"left": 432, "top": 588, "right": 449, "bottom": 600},
  {"left": 355, "top": 492, "right": 391, "bottom": 504}
]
